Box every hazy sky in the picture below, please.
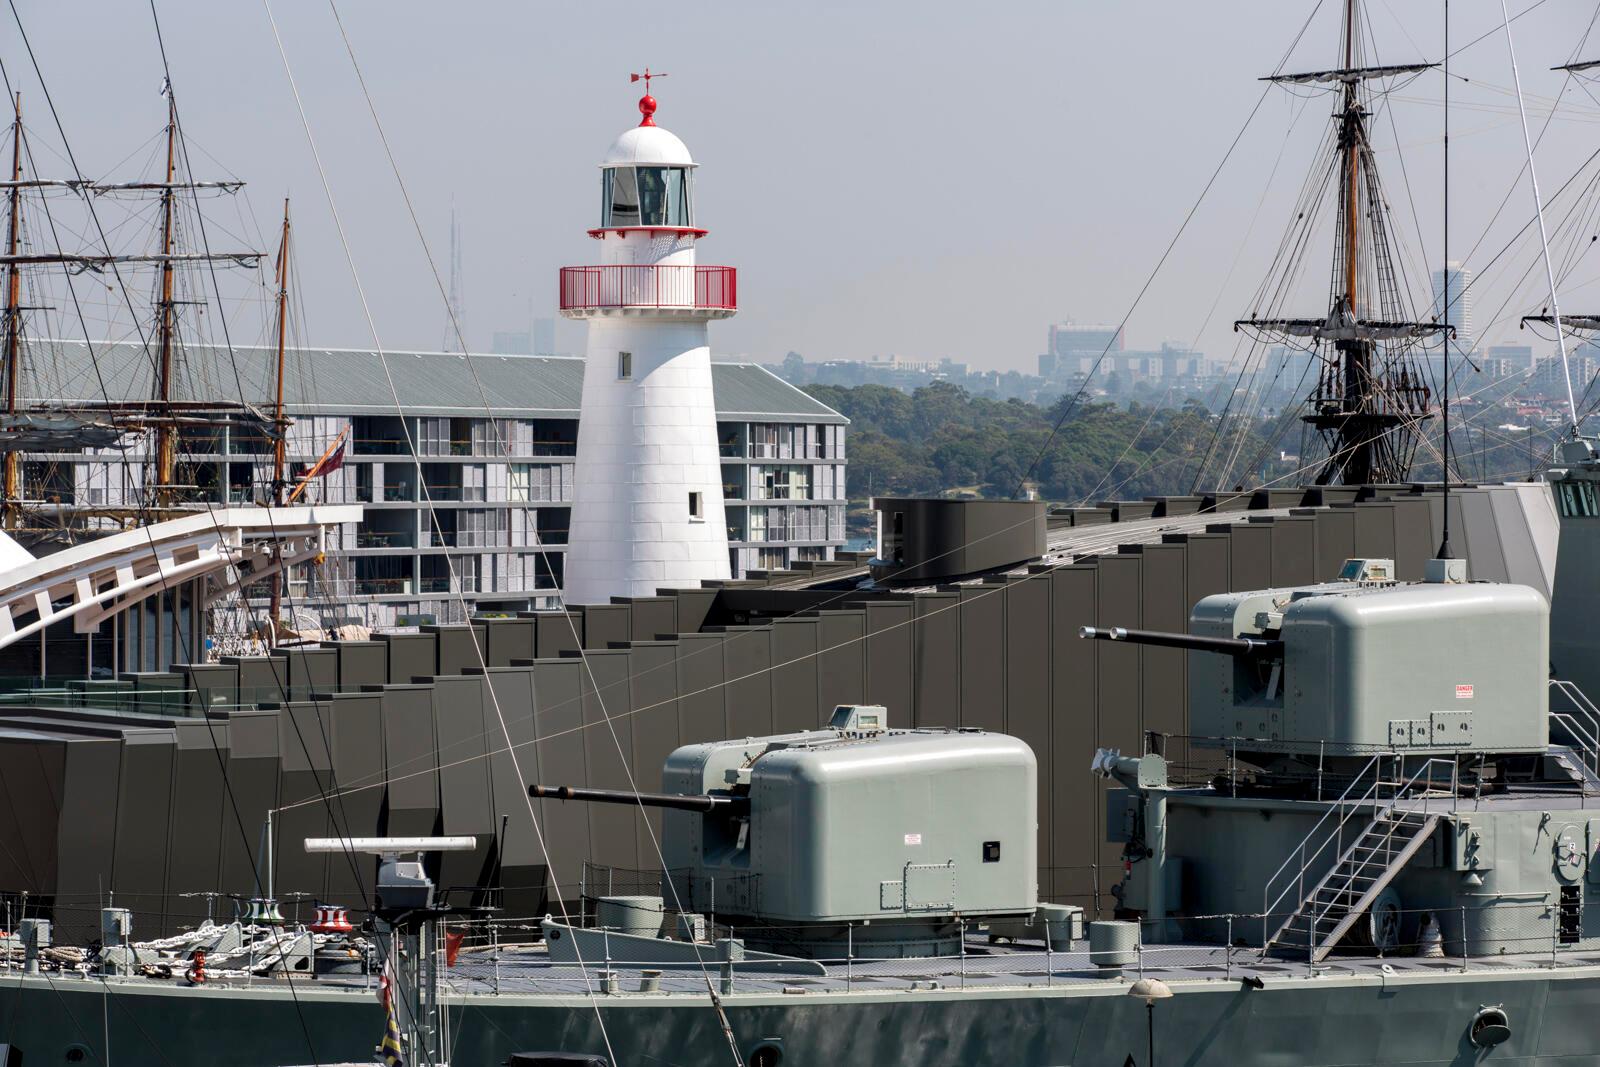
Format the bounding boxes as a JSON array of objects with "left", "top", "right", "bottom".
[{"left": 5, "top": 0, "right": 1600, "bottom": 374}]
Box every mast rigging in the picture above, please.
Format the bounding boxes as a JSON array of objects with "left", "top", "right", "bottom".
[{"left": 1234, "top": 0, "right": 1445, "bottom": 486}]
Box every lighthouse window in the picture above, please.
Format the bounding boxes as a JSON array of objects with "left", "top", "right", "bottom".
[
  {"left": 617, "top": 351, "right": 633, "bottom": 380},
  {"left": 603, "top": 167, "right": 640, "bottom": 227},
  {"left": 689, "top": 491, "right": 704, "bottom": 520},
  {"left": 604, "top": 166, "right": 691, "bottom": 228}
]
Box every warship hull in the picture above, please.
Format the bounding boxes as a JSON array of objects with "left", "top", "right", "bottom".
[{"left": 7, "top": 965, "right": 1600, "bottom": 1066}]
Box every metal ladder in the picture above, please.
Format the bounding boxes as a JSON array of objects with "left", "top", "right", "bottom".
[{"left": 1263, "top": 805, "right": 1440, "bottom": 962}]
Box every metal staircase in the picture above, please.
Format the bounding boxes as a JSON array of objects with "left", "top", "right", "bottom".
[
  {"left": 1263, "top": 807, "right": 1439, "bottom": 962},
  {"left": 1261, "top": 756, "right": 1455, "bottom": 964}
]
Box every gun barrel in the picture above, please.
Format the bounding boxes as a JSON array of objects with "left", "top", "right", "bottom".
[
  {"left": 529, "top": 784, "right": 748, "bottom": 814},
  {"left": 1078, "top": 625, "right": 1283, "bottom": 658}
]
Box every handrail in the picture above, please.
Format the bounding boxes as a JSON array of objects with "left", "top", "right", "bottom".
[
  {"left": 559, "top": 264, "right": 737, "bottom": 311},
  {"left": 1262, "top": 755, "right": 1460, "bottom": 946},
  {"left": 1261, "top": 754, "right": 1383, "bottom": 937},
  {"left": 1551, "top": 711, "right": 1599, "bottom": 760},
  {"left": 1551, "top": 680, "right": 1600, "bottom": 771},
  {"left": 1298, "top": 757, "right": 1456, "bottom": 943}
]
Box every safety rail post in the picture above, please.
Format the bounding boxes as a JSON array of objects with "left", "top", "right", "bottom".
[
  {"left": 960, "top": 934, "right": 967, "bottom": 989},
  {"left": 1460, "top": 905, "right": 1468, "bottom": 973},
  {"left": 1225, "top": 915, "right": 1233, "bottom": 981},
  {"left": 846, "top": 922, "right": 853, "bottom": 993}
]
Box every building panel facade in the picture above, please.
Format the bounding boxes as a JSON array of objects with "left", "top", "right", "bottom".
[{"left": 22, "top": 343, "right": 846, "bottom": 629}]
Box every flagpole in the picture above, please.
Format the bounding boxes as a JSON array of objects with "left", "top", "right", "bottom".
[{"left": 284, "top": 425, "right": 350, "bottom": 505}]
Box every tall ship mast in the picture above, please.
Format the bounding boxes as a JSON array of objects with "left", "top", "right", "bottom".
[
  {"left": 0, "top": 92, "right": 123, "bottom": 533},
  {"left": 86, "top": 88, "right": 262, "bottom": 513},
  {"left": 1234, "top": 0, "right": 1447, "bottom": 485},
  {"left": 0, "top": 86, "right": 264, "bottom": 540}
]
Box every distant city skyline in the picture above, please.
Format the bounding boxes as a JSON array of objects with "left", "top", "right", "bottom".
[{"left": 5, "top": 1, "right": 1595, "bottom": 375}]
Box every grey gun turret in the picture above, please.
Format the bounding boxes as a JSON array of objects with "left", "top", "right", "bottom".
[
  {"left": 1086, "top": 559, "right": 1550, "bottom": 766},
  {"left": 539, "top": 704, "right": 1039, "bottom": 960}
]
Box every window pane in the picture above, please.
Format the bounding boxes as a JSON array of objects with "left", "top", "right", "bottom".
[
  {"left": 637, "top": 167, "right": 667, "bottom": 225},
  {"left": 665, "top": 168, "right": 689, "bottom": 226},
  {"left": 608, "top": 167, "right": 639, "bottom": 227}
]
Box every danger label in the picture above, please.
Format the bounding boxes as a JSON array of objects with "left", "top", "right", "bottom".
[
  {"left": 1456, "top": 684, "right": 1474, "bottom": 700},
  {"left": 904, "top": 833, "right": 922, "bottom": 846}
]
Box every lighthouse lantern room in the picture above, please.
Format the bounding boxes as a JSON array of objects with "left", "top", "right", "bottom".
[{"left": 560, "top": 73, "right": 737, "bottom": 604}]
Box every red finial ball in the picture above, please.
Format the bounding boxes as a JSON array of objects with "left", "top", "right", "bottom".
[{"left": 638, "top": 94, "right": 657, "bottom": 127}]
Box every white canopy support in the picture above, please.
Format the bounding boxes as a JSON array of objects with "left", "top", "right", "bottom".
[
  {"left": 0, "top": 504, "right": 360, "bottom": 652},
  {"left": 304, "top": 836, "right": 477, "bottom": 854}
]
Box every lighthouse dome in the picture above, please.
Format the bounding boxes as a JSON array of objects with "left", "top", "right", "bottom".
[{"left": 601, "top": 123, "right": 695, "bottom": 169}]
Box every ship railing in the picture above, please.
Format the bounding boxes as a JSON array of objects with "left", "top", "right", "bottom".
[
  {"left": 1550, "top": 678, "right": 1600, "bottom": 773},
  {"left": 427, "top": 899, "right": 1597, "bottom": 997}
]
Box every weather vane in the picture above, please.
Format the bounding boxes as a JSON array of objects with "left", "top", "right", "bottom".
[
  {"left": 631, "top": 68, "right": 668, "bottom": 126},
  {"left": 630, "top": 68, "right": 668, "bottom": 94}
]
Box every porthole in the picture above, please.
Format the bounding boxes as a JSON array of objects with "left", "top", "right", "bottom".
[
  {"left": 749, "top": 1045, "right": 782, "bottom": 1067},
  {"left": 64, "top": 1046, "right": 89, "bottom": 1063},
  {"left": 548, "top": 928, "right": 562, "bottom": 941}
]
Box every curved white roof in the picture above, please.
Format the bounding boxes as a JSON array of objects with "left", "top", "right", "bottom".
[{"left": 601, "top": 124, "right": 696, "bottom": 168}]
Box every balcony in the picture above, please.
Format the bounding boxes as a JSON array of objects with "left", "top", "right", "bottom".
[{"left": 559, "top": 264, "right": 736, "bottom": 316}]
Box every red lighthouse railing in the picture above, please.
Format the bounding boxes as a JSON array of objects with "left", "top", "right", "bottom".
[{"left": 559, "top": 265, "right": 737, "bottom": 311}]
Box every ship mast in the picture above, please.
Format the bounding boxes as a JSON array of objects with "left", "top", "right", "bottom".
[
  {"left": 154, "top": 92, "right": 179, "bottom": 501},
  {"left": 272, "top": 199, "right": 290, "bottom": 508},
  {"left": 1342, "top": 0, "right": 1359, "bottom": 328},
  {"left": 1233, "top": 0, "right": 1444, "bottom": 486},
  {"left": 268, "top": 198, "right": 290, "bottom": 642},
  {"left": 4, "top": 93, "right": 22, "bottom": 530}
]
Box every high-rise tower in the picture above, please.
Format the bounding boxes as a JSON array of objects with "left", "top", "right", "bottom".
[
  {"left": 559, "top": 74, "right": 737, "bottom": 604},
  {"left": 1432, "top": 261, "right": 1473, "bottom": 352}
]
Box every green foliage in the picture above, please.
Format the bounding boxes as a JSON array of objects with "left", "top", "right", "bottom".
[{"left": 806, "top": 382, "right": 1292, "bottom": 509}]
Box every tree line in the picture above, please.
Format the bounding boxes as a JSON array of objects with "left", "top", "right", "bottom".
[{"left": 803, "top": 382, "right": 1295, "bottom": 512}]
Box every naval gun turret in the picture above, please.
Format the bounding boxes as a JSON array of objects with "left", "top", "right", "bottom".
[
  {"left": 1088, "top": 556, "right": 1550, "bottom": 780},
  {"left": 1086, "top": 561, "right": 1600, "bottom": 962},
  {"left": 533, "top": 704, "right": 1039, "bottom": 959}
]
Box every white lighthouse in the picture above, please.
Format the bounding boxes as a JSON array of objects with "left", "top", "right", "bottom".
[{"left": 560, "top": 74, "right": 736, "bottom": 605}]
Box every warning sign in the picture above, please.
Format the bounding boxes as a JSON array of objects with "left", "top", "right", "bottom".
[{"left": 1455, "top": 684, "right": 1474, "bottom": 700}]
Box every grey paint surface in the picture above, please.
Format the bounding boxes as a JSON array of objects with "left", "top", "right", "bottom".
[
  {"left": 165, "top": 719, "right": 229, "bottom": 931},
  {"left": 377, "top": 685, "right": 441, "bottom": 838},
  {"left": 384, "top": 633, "right": 437, "bottom": 684},
  {"left": 111, "top": 731, "right": 177, "bottom": 934}
]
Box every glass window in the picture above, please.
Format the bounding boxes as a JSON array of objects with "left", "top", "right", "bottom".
[
  {"left": 618, "top": 351, "right": 633, "bottom": 380},
  {"left": 604, "top": 167, "right": 640, "bottom": 227},
  {"left": 607, "top": 167, "right": 691, "bottom": 228}
]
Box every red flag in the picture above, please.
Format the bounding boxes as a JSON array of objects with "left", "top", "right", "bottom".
[
  {"left": 444, "top": 930, "right": 465, "bottom": 968},
  {"left": 308, "top": 439, "right": 345, "bottom": 479}
]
